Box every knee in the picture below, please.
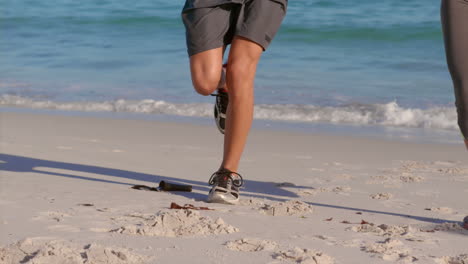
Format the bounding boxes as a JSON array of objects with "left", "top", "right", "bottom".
[
  {"left": 193, "top": 83, "right": 216, "bottom": 96},
  {"left": 227, "top": 59, "right": 256, "bottom": 80},
  {"left": 225, "top": 59, "right": 258, "bottom": 99},
  {"left": 192, "top": 75, "right": 220, "bottom": 96}
]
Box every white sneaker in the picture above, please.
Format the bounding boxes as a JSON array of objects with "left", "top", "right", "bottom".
[{"left": 207, "top": 168, "right": 243, "bottom": 205}]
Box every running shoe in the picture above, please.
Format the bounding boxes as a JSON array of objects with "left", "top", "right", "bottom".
[
  {"left": 212, "top": 64, "right": 228, "bottom": 134},
  {"left": 207, "top": 168, "right": 243, "bottom": 204},
  {"left": 212, "top": 89, "right": 228, "bottom": 134}
]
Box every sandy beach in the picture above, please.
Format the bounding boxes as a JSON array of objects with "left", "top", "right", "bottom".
[{"left": 0, "top": 111, "right": 467, "bottom": 264}]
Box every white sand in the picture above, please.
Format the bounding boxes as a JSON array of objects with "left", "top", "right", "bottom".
[
  {"left": 260, "top": 200, "right": 314, "bottom": 216},
  {"left": 274, "top": 247, "right": 335, "bottom": 264},
  {"left": 110, "top": 209, "right": 239, "bottom": 237},
  {"left": 0, "top": 238, "right": 150, "bottom": 264},
  {"left": 1, "top": 111, "right": 467, "bottom": 263},
  {"left": 225, "top": 238, "right": 278, "bottom": 252}
]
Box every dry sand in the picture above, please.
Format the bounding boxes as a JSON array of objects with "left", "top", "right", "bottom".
[{"left": 0, "top": 111, "right": 467, "bottom": 263}]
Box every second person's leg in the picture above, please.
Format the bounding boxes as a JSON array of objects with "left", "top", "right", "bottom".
[{"left": 441, "top": 0, "right": 468, "bottom": 149}]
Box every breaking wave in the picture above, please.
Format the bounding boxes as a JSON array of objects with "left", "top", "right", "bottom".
[{"left": 0, "top": 95, "right": 457, "bottom": 131}]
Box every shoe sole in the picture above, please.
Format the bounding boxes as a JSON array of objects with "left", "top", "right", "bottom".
[
  {"left": 214, "top": 104, "right": 226, "bottom": 134},
  {"left": 213, "top": 64, "right": 227, "bottom": 134},
  {"left": 207, "top": 191, "right": 239, "bottom": 205}
]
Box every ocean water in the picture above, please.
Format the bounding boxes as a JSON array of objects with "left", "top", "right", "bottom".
[{"left": 0, "top": 0, "right": 460, "bottom": 140}]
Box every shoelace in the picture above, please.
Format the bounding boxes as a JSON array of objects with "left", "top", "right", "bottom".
[{"left": 208, "top": 168, "right": 243, "bottom": 188}]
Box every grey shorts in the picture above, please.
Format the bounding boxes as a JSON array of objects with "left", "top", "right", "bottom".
[{"left": 181, "top": 0, "right": 287, "bottom": 56}]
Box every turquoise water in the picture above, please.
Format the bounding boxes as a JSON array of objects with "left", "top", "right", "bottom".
[{"left": 0, "top": 0, "right": 459, "bottom": 134}]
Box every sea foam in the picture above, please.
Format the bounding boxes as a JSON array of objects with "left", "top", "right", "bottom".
[{"left": 0, "top": 94, "right": 457, "bottom": 131}]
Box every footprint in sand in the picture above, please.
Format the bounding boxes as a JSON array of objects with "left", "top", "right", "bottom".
[
  {"left": 432, "top": 161, "right": 457, "bottom": 166},
  {"left": 314, "top": 235, "right": 364, "bottom": 248},
  {"left": 238, "top": 198, "right": 270, "bottom": 207},
  {"left": 367, "top": 173, "right": 424, "bottom": 186},
  {"left": 399, "top": 160, "right": 468, "bottom": 177},
  {"left": 430, "top": 160, "right": 468, "bottom": 175},
  {"left": 260, "top": 200, "right": 314, "bottom": 217},
  {"left": 225, "top": 238, "right": 278, "bottom": 252},
  {"left": 275, "top": 182, "right": 324, "bottom": 197},
  {"left": 275, "top": 182, "right": 297, "bottom": 188},
  {"left": 435, "top": 254, "right": 468, "bottom": 264},
  {"left": 273, "top": 247, "right": 335, "bottom": 264},
  {"left": 421, "top": 222, "right": 468, "bottom": 234},
  {"left": 239, "top": 199, "right": 314, "bottom": 217},
  {"left": 332, "top": 186, "right": 351, "bottom": 194},
  {"left": 32, "top": 211, "right": 73, "bottom": 222},
  {"left": 362, "top": 238, "right": 417, "bottom": 263},
  {"left": 370, "top": 192, "right": 393, "bottom": 200},
  {"left": 314, "top": 235, "right": 339, "bottom": 246},
  {"left": 0, "top": 238, "right": 149, "bottom": 264},
  {"left": 296, "top": 186, "right": 350, "bottom": 197},
  {"left": 399, "top": 173, "right": 424, "bottom": 183},
  {"left": 399, "top": 160, "right": 428, "bottom": 170},
  {"left": 436, "top": 167, "right": 468, "bottom": 175},
  {"left": 225, "top": 239, "right": 336, "bottom": 264},
  {"left": 96, "top": 207, "right": 111, "bottom": 213},
  {"left": 424, "top": 207, "right": 455, "bottom": 215},
  {"left": 109, "top": 209, "right": 239, "bottom": 237},
  {"left": 348, "top": 223, "right": 427, "bottom": 242},
  {"left": 297, "top": 188, "right": 324, "bottom": 197},
  {"left": 367, "top": 175, "right": 392, "bottom": 183},
  {"left": 374, "top": 161, "right": 442, "bottom": 186}
]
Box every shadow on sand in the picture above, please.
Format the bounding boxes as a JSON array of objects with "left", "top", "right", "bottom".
[
  {"left": 0, "top": 153, "right": 302, "bottom": 202},
  {"left": 0, "top": 153, "right": 462, "bottom": 227}
]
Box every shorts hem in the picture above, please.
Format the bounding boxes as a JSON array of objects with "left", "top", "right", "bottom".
[
  {"left": 188, "top": 43, "right": 226, "bottom": 57},
  {"left": 234, "top": 33, "right": 268, "bottom": 51}
]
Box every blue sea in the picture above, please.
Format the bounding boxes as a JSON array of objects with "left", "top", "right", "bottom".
[{"left": 0, "top": 0, "right": 461, "bottom": 142}]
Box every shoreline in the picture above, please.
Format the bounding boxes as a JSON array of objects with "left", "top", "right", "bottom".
[{"left": 0, "top": 106, "right": 462, "bottom": 146}]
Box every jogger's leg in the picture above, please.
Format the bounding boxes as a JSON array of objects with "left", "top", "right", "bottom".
[
  {"left": 221, "top": 36, "right": 263, "bottom": 172},
  {"left": 441, "top": 0, "right": 468, "bottom": 149},
  {"left": 189, "top": 47, "right": 226, "bottom": 96}
]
